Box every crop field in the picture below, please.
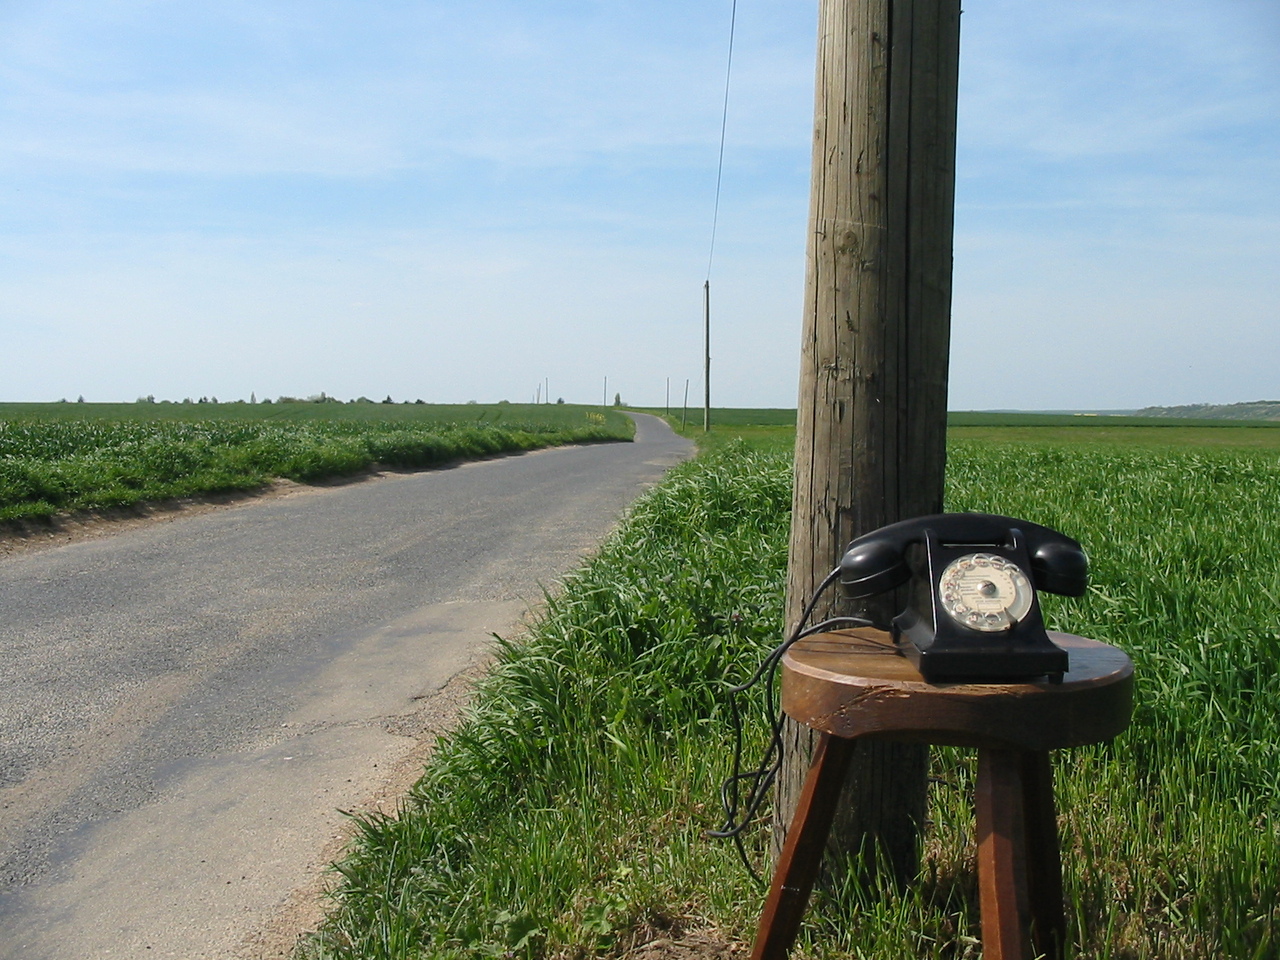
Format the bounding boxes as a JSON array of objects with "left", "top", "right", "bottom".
[
  {"left": 304, "top": 417, "right": 1280, "bottom": 959},
  {"left": 660, "top": 407, "right": 1280, "bottom": 457},
  {"left": 0, "top": 401, "right": 613, "bottom": 426},
  {"left": 0, "top": 402, "right": 632, "bottom": 523},
  {"left": 644, "top": 405, "right": 1280, "bottom": 438}
]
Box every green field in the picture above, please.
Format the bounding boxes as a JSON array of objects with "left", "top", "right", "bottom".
[
  {"left": 947, "top": 410, "right": 1280, "bottom": 428},
  {"left": 948, "top": 410, "right": 1280, "bottom": 450},
  {"left": 646, "top": 406, "right": 1280, "bottom": 434},
  {"left": 302, "top": 414, "right": 1280, "bottom": 959},
  {"left": 0, "top": 400, "right": 617, "bottom": 426},
  {"left": 661, "top": 407, "right": 1280, "bottom": 453},
  {"left": 0, "top": 402, "right": 632, "bottom": 523}
]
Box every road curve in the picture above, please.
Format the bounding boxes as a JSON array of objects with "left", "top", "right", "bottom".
[{"left": 0, "top": 413, "right": 693, "bottom": 959}]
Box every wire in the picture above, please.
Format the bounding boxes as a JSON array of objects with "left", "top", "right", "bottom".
[
  {"left": 707, "top": 567, "right": 881, "bottom": 882},
  {"left": 705, "top": 0, "right": 738, "bottom": 282},
  {"left": 724, "top": 568, "right": 843, "bottom": 697}
]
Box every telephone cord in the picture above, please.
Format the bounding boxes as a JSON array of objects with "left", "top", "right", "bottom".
[{"left": 708, "top": 566, "right": 880, "bottom": 881}]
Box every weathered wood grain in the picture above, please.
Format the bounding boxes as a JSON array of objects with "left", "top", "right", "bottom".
[{"left": 779, "top": 0, "right": 962, "bottom": 882}]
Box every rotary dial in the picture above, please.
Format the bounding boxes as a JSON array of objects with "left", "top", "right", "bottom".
[{"left": 938, "top": 552, "right": 1034, "bottom": 633}]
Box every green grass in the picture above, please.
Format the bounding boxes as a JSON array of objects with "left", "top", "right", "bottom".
[
  {"left": 941, "top": 441, "right": 1280, "bottom": 959},
  {"left": 654, "top": 407, "right": 1280, "bottom": 454},
  {"left": 0, "top": 403, "right": 632, "bottom": 523},
  {"left": 949, "top": 425, "right": 1280, "bottom": 449},
  {"left": 301, "top": 420, "right": 1280, "bottom": 960},
  {"left": 301, "top": 442, "right": 792, "bottom": 959}
]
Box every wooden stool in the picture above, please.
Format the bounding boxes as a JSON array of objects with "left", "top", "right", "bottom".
[{"left": 751, "top": 629, "right": 1133, "bottom": 960}]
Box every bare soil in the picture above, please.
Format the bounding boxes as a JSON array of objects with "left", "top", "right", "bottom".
[{"left": 622, "top": 931, "right": 745, "bottom": 960}]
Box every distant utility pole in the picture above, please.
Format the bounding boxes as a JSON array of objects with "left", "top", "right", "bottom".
[
  {"left": 665, "top": 377, "right": 670, "bottom": 417},
  {"left": 682, "top": 378, "right": 690, "bottom": 431},
  {"left": 777, "top": 0, "right": 961, "bottom": 887},
  {"left": 703, "top": 280, "right": 711, "bottom": 432},
  {"left": 604, "top": 376, "right": 608, "bottom": 408}
]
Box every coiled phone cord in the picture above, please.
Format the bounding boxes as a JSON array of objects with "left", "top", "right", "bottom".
[{"left": 707, "top": 566, "right": 880, "bottom": 882}]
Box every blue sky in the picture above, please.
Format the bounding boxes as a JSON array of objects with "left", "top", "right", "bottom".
[{"left": 1, "top": 0, "right": 1277, "bottom": 410}]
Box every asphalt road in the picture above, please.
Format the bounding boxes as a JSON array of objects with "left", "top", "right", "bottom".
[{"left": 0, "top": 413, "right": 693, "bottom": 959}]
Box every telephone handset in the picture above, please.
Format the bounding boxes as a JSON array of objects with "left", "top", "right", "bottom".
[{"left": 839, "top": 513, "right": 1088, "bottom": 682}]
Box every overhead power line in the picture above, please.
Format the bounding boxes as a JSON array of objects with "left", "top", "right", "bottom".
[
  {"left": 703, "top": 0, "right": 738, "bottom": 434},
  {"left": 706, "top": 0, "right": 738, "bottom": 282}
]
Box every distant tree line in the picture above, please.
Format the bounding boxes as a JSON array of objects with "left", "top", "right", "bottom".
[{"left": 124, "top": 392, "right": 433, "bottom": 406}]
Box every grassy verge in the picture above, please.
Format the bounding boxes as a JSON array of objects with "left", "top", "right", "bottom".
[
  {"left": 303, "top": 425, "right": 1280, "bottom": 959},
  {"left": 0, "top": 404, "right": 631, "bottom": 523},
  {"left": 301, "top": 441, "right": 791, "bottom": 958}
]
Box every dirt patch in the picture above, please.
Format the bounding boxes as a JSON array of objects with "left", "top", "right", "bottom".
[{"left": 620, "top": 929, "right": 747, "bottom": 960}]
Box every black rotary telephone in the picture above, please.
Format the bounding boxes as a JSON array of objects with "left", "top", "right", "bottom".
[{"left": 839, "top": 513, "right": 1088, "bottom": 682}]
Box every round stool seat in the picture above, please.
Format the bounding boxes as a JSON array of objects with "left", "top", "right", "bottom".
[{"left": 781, "top": 628, "right": 1133, "bottom": 751}]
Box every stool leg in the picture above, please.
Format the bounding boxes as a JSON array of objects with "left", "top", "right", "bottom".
[
  {"left": 750, "top": 734, "right": 855, "bottom": 960},
  {"left": 1021, "top": 751, "right": 1066, "bottom": 960},
  {"left": 976, "top": 748, "right": 1032, "bottom": 960}
]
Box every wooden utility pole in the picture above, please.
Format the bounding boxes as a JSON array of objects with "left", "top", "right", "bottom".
[
  {"left": 776, "top": 0, "right": 960, "bottom": 886},
  {"left": 704, "top": 281, "right": 712, "bottom": 432}
]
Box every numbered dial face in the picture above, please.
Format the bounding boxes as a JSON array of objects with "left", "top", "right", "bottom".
[{"left": 938, "top": 553, "right": 1034, "bottom": 633}]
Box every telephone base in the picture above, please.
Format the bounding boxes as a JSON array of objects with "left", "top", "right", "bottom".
[{"left": 895, "top": 616, "right": 1070, "bottom": 684}]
